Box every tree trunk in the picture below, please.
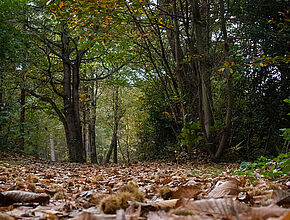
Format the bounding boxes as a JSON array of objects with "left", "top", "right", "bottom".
[
  {"left": 214, "top": 0, "right": 234, "bottom": 160},
  {"left": 50, "top": 133, "right": 56, "bottom": 161},
  {"left": 89, "top": 123, "right": 97, "bottom": 163},
  {"left": 19, "top": 88, "right": 25, "bottom": 151},
  {"left": 0, "top": 83, "right": 2, "bottom": 134},
  {"left": 62, "top": 33, "right": 84, "bottom": 162},
  {"left": 113, "top": 130, "right": 118, "bottom": 163},
  {"left": 89, "top": 81, "right": 98, "bottom": 163},
  {"left": 105, "top": 123, "right": 118, "bottom": 163},
  {"left": 85, "top": 131, "right": 89, "bottom": 160},
  {"left": 105, "top": 86, "right": 122, "bottom": 164},
  {"left": 192, "top": 0, "right": 215, "bottom": 157},
  {"left": 82, "top": 104, "right": 87, "bottom": 161},
  {"left": 63, "top": 112, "right": 84, "bottom": 162}
]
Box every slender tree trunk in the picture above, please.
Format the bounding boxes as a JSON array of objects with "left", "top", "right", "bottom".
[
  {"left": 105, "top": 123, "right": 118, "bottom": 163},
  {"left": 214, "top": 0, "right": 234, "bottom": 160},
  {"left": 191, "top": 0, "right": 215, "bottom": 157},
  {"left": 89, "top": 123, "right": 97, "bottom": 163},
  {"left": 89, "top": 81, "right": 98, "bottom": 163},
  {"left": 113, "top": 126, "right": 118, "bottom": 164},
  {"left": 19, "top": 88, "right": 25, "bottom": 151},
  {"left": 215, "top": 76, "right": 233, "bottom": 159},
  {"left": 50, "top": 133, "right": 56, "bottom": 161},
  {"left": 105, "top": 87, "right": 121, "bottom": 164},
  {"left": 82, "top": 104, "right": 87, "bottom": 161},
  {"left": 85, "top": 131, "right": 89, "bottom": 160},
  {"left": 0, "top": 85, "right": 3, "bottom": 138}
]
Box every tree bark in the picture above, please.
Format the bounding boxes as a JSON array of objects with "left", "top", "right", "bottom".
[
  {"left": 89, "top": 81, "right": 98, "bottom": 163},
  {"left": 50, "top": 133, "right": 56, "bottom": 161},
  {"left": 19, "top": 88, "right": 26, "bottom": 151},
  {"left": 191, "top": 0, "right": 215, "bottom": 157},
  {"left": 0, "top": 80, "right": 2, "bottom": 134},
  {"left": 105, "top": 86, "right": 122, "bottom": 164},
  {"left": 61, "top": 33, "right": 85, "bottom": 162},
  {"left": 214, "top": 0, "right": 233, "bottom": 160}
]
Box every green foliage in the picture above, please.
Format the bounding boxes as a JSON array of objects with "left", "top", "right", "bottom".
[
  {"left": 233, "top": 153, "right": 290, "bottom": 181},
  {"left": 135, "top": 81, "right": 179, "bottom": 161},
  {"left": 281, "top": 97, "right": 290, "bottom": 145},
  {"left": 179, "top": 122, "right": 202, "bottom": 152}
]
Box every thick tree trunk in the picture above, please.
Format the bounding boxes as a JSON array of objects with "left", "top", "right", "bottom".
[
  {"left": 62, "top": 33, "right": 84, "bottom": 162},
  {"left": 64, "top": 110, "right": 84, "bottom": 162},
  {"left": 19, "top": 88, "right": 25, "bottom": 151}
]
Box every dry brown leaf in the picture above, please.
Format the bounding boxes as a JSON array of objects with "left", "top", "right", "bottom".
[
  {"left": 152, "top": 199, "right": 179, "bottom": 209},
  {"left": 271, "top": 188, "right": 290, "bottom": 207},
  {"left": 147, "top": 211, "right": 208, "bottom": 220},
  {"left": 172, "top": 186, "right": 201, "bottom": 199},
  {"left": 181, "top": 198, "right": 249, "bottom": 217},
  {"left": 125, "top": 204, "right": 141, "bottom": 220},
  {"left": 0, "top": 212, "right": 15, "bottom": 220},
  {"left": 128, "top": 200, "right": 178, "bottom": 211},
  {"left": 72, "top": 212, "right": 117, "bottom": 220},
  {"left": 207, "top": 179, "right": 240, "bottom": 198},
  {"left": 0, "top": 205, "right": 14, "bottom": 212},
  {"left": 0, "top": 190, "right": 50, "bottom": 206},
  {"left": 281, "top": 211, "right": 290, "bottom": 220},
  {"left": 245, "top": 206, "right": 290, "bottom": 219}
]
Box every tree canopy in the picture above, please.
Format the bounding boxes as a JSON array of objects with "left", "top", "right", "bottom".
[{"left": 0, "top": 0, "right": 289, "bottom": 163}]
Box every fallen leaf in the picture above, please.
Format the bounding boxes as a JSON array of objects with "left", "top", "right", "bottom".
[
  {"left": 0, "top": 191, "right": 49, "bottom": 206},
  {"left": 172, "top": 185, "right": 201, "bottom": 199},
  {"left": 207, "top": 179, "right": 240, "bottom": 198},
  {"left": 147, "top": 210, "right": 207, "bottom": 220},
  {"left": 271, "top": 188, "right": 290, "bottom": 207},
  {"left": 72, "top": 212, "right": 120, "bottom": 220},
  {"left": 125, "top": 204, "right": 141, "bottom": 219},
  {"left": 245, "top": 206, "right": 290, "bottom": 219},
  {"left": 152, "top": 199, "right": 179, "bottom": 209},
  {"left": 0, "top": 213, "right": 15, "bottom": 220},
  {"left": 181, "top": 198, "right": 249, "bottom": 217}
]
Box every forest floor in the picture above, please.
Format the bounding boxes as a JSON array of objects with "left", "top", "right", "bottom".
[{"left": 0, "top": 153, "right": 289, "bottom": 219}]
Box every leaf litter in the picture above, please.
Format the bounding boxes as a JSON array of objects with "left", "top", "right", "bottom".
[{"left": 0, "top": 154, "right": 289, "bottom": 219}]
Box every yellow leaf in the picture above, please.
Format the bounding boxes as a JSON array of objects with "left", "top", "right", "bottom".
[
  {"left": 218, "top": 68, "right": 225, "bottom": 72},
  {"left": 163, "top": 112, "right": 170, "bottom": 116},
  {"left": 260, "top": 63, "right": 264, "bottom": 67},
  {"left": 59, "top": 1, "right": 64, "bottom": 8},
  {"left": 224, "top": 61, "right": 230, "bottom": 66},
  {"left": 231, "top": 61, "right": 235, "bottom": 66},
  {"left": 230, "top": 68, "right": 234, "bottom": 74}
]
